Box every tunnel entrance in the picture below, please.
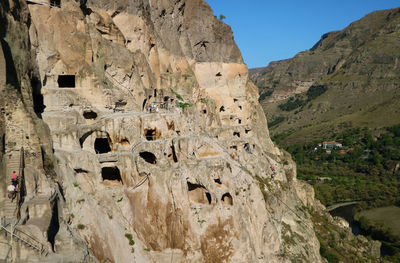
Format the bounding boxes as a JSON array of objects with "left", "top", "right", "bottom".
[
  {"left": 94, "top": 138, "right": 111, "bottom": 154},
  {"left": 101, "top": 167, "right": 122, "bottom": 183},
  {"left": 139, "top": 151, "right": 157, "bottom": 164},
  {"left": 187, "top": 182, "right": 211, "bottom": 205},
  {"left": 57, "top": 75, "right": 75, "bottom": 88}
]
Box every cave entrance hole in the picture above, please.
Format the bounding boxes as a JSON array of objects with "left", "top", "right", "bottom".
[
  {"left": 95, "top": 137, "right": 111, "bottom": 154},
  {"left": 83, "top": 110, "right": 97, "bottom": 120},
  {"left": 187, "top": 182, "right": 211, "bottom": 205},
  {"left": 57, "top": 75, "right": 75, "bottom": 88},
  {"left": 101, "top": 167, "right": 122, "bottom": 183},
  {"left": 139, "top": 151, "right": 157, "bottom": 164},
  {"left": 144, "top": 128, "right": 157, "bottom": 141},
  {"left": 142, "top": 99, "right": 147, "bottom": 111},
  {"left": 171, "top": 143, "right": 178, "bottom": 163},
  {"left": 221, "top": 193, "right": 233, "bottom": 205},
  {"left": 47, "top": 198, "right": 60, "bottom": 251},
  {"left": 31, "top": 75, "right": 45, "bottom": 118}
]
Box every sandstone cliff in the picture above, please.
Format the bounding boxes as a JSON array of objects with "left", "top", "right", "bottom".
[{"left": 0, "top": 0, "right": 380, "bottom": 262}]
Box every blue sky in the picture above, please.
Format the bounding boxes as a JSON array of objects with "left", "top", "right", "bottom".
[{"left": 205, "top": 0, "right": 400, "bottom": 68}]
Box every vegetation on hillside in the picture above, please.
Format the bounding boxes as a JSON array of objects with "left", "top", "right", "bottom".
[
  {"left": 274, "top": 125, "right": 400, "bottom": 261},
  {"left": 254, "top": 7, "right": 400, "bottom": 146},
  {"left": 278, "top": 85, "right": 327, "bottom": 112},
  {"left": 278, "top": 125, "right": 400, "bottom": 207},
  {"left": 307, "top": 206, "right": 381, "bottom": 263},
  {"left": 354, "top": 215, "right": 400, "bottom": 261}
]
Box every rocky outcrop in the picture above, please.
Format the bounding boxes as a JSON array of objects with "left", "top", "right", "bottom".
[
  {"left": 0, "top": 0, "right": 381, "bottom": 262},
  {"left": 252, "top": 7, "right": 400, "bottom": 103},
  {"left": 251, "top": 7, "right": 400, "bottom": 143}
]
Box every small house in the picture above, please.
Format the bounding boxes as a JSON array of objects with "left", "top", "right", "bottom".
[{"left": 322, "top": 141, "right": 342, "bottom": 149}]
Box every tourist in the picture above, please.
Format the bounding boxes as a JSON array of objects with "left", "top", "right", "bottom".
[{"left": 11, "top": 171, "right": 18, "bottom": 186}]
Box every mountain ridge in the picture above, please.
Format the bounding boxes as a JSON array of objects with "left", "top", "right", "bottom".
[{"left": 251, "top": 7, "right": 400, "bottom": 144}]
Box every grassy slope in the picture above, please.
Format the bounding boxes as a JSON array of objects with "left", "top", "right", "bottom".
[{"left": 254, "top": 7, "right": 400, "bottom": 145}]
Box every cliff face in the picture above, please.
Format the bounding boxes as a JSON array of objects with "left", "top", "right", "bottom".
[
  {"left": 251, "top": 8, "right": 400, "bottom": 143},
  {"left": 0, "top": 1, "right": 380, "bottom": 262}
]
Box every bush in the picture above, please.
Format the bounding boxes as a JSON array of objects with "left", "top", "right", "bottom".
[
  {"left": 259, "top": 90, "right": 273, "bottom": 102},
  {"left": 278, "top": 97, "right": 306, "bottom": 111},
  {"left": 269, "top": 116, "right": 285, "bottom": 128},
  {"left": 176, "top": 101, "right": 193, "bottom": 109},
  {"left": 306, "top": 85, "right": 327, "bottom": 101},
  {"left": 77, "top": 224, "right": 85, "bottom": 230}
]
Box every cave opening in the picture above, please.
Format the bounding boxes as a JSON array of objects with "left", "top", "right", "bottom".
[
  {"left": 57, "top": 75, "right": 75, "bottom": 88},
  {"left": 221, "top": 193, "right": 233, "bottom": 205},
  {"left": 83, "top": 110, "right": 97, "bottom": 120},
  {"left": 145, "top": 129, "right": 156, "bottom": 141},
  {"left": 219, "top": 106, "right": 225, "bottom": 112},
  {"left": 214, "top": 178, "right": 222, "bottom": 185},
  {"left": 74, "top": 168, "right": 88, "bottom": 173},
  {"left": 187, "top": 182, "right": 211, "bottom": 205},
  {"left": 139, "top": 151, "right": 157, "bottom": 164},
  {"left": 101, "top": 167, "right": 122, "bottom": 183},
  {"left": 47, "top": 198, "right": 60, "bottom": 251},
  {"left": 233, "top": 132, "right": 240, "bottom": 137},
  {"left": 94, "top": 137, "right": 111, "bottom": 154},
  {"left": 31, "top": 75, "right": 45, "bottom": 118},
  {"left": 50, "top": 0, "right": 61, "bottom": 8},
  {"left": 142, "top": 98, "right": 147, "bottom": 111},
  {"left": 1, "top": 134, "right": 5, "bottom": 154},
  {"left": 120, "top": 138, "right": 130, "bottom": 145},
  {"left": 171, "top": 143, "right": 178, "bottom": 163},
  {"left": 244, "top": 143, "right": 252, "bottom": 153}
]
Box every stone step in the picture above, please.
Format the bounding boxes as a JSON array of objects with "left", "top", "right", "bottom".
[{"left": 1, "top": 200, "right": 17, "bottom": 218}]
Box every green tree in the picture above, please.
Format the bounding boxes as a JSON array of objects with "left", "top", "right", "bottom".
[{"left": 219, "top": 14, "right": 226, "bottom": 20}]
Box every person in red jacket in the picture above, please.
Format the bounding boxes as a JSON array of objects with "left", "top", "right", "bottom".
[{"left": 11, "top": 171, "right": 18, "bottom": 187}]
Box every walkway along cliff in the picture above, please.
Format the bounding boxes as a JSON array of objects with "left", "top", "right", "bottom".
[{"left": 0, "top": 0, "right": 381, "bottom": 262}]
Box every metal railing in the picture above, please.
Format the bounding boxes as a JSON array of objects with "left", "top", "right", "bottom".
[
  {"left": 26, "top": 0, "right": 60, "bottom": 8},
  {"left": 0, "top": 217, "right": 48, "bottom": 256}
]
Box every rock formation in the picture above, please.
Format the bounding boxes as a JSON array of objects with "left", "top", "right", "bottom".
[{"left": 0, "top": 0, "right": 380, "bottom": 262}]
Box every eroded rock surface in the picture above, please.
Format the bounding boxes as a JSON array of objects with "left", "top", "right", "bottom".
[{"left": 0, "top": 0, "right": 380, "bottom": 262}]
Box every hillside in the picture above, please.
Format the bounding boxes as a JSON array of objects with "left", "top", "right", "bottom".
[{"left": 251, "top": 7, "right": 400, "bottom": 145}]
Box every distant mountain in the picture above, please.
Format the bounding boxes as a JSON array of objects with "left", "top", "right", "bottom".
[{"left": 251, "top": 7, "right": 400, "bottom": 145}]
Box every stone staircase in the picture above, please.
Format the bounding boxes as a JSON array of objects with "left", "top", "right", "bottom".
[
  {"left": 1, "top": 199, "right": 17, "bottom": 220},
  {"left": 2, "top": 151, "right": 21, "bottom": 219}
]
